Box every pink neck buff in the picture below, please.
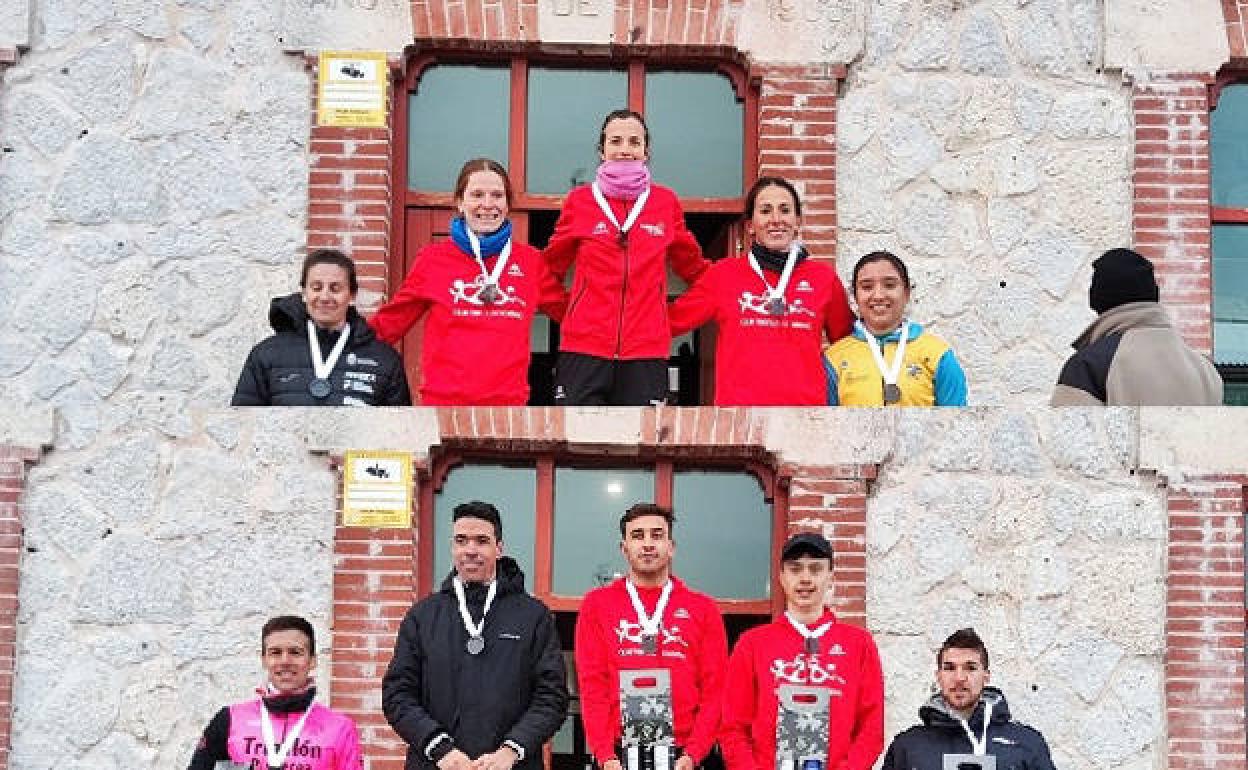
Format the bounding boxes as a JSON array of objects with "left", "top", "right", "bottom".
[{"left": 595, "top": 159, "right": 651, "bottom": 200}]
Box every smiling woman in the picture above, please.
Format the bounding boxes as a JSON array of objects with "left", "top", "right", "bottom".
[
  {"left": 666, "top": 176, "right": 854, "bottom": 405},
  {"left": 368, "top": 158, "right": 569, "bottom": 405},
  {"left": 823, "top": 251, "right": 968, "bottom": 407},
  {"left": 230, "top": 249, "right": 411, "bottom": 406}
]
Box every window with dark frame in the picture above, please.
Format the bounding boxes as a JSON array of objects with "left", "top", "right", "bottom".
[
  {"left": 391, "top": 46, "right": 760, "bottom": 405},
  {"left": 1211, "top": 78, "right": 1248, "bottom": 404},
  {"left": 422, "top": 455, "right": 780, "bottom": 613}
]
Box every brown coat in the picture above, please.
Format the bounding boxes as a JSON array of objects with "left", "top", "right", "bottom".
[{"left": 1052, "top": 301, "right": 1223, "bottom": 406}]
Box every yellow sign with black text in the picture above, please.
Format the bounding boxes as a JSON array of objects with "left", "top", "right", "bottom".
[
  {"left": 342, "top": 449, "right": 412, "bottom": 528},
  {"left": 317, "top": 51, "right": 388, "bottom": 127}
]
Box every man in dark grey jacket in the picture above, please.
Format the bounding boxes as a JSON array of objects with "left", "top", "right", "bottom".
[
  {"left": 383, "top": 501, "right": 569, "bottom": 770},
  {"left": 882, "top": 628, "right": 1055, "bottom": 770},
  {"left": 1052, "top": 248, "right": 1222, "bottom": 405}
]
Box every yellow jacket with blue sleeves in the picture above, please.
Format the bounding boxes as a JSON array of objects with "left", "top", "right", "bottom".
[{"left": 823, "top": 321, "right": 967, "bottom": 406}]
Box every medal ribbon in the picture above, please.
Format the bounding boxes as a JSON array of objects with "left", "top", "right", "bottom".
[
  {"left": 306, "top": 320, "right": 351, "bottom": 382},
  {"left": 624, "top": 579, "right": 673, "bottom": 640},
  {"left": 784, "top": 611, "right": 832, "bottom": 650},
  {"left": 260, "top": 700, "right": 315, "bottom": 770},
  {"left": 857, "top": 319, "right": 910, "bottom": 392},
  {"left": 591, "top": 182, "right": 651, "bottom": 243},
  {"left": 463, "top": 227, "right": 513, "bottom": 293},
  {"left": 453, "top": 576, "right": 498, "bottom": 642},
  {"left": 747, "top": 242, "right": 803, "bottom": 305},
  {"left": 957, "top": 699, "right": 993, "bottom": 756}
]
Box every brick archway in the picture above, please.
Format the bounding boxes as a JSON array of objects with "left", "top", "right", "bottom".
[{"left": 404, "top": 0, "right": 746, "bottom": 45}]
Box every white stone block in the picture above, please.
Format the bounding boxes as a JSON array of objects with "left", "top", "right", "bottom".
[{"left": 280, "top": 0, "right": 413, "bottom": 53}]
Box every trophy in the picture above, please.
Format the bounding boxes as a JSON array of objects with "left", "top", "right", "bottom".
[
  {"left": 619, "top": 669, "right": 676, "bottom": 770},
  {"left": 774, "top": 685, "right": 830, "bottom": 770}
]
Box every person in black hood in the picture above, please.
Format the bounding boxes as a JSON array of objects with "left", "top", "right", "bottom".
[
  {"left": 383, "top": 501, "right": 569, "bottom": 770},
  {"left": 231, "top": 248, "right": 411, "bottom": 405},
  {"left": 882, "top": 628, "right": 1055, "bottom": 770}
]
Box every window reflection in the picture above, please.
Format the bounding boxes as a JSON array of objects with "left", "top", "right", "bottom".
[
  {"left": 552, "top": 467, "right": 655, "bottom": 595},
  {"left": 434, "top": 463, "right": 538, "bottom": 591},
  {"left": 671, "top": 469, "right": 770, "bottom": 599},
  {"left": 527, "top": 68, "right": 627, "bottom": 194},
  {"left": 409, "top": 65, "right": 510, "bottom": 191},
  {"left": 1213, "top": 225, "right": 1248, "bottom": 365},
  {"left": 646, "top": 71, "right": 744, "bottom": 198},
  {"left": 1212, "top": 84, "right": 1248, "bottom": 207}
]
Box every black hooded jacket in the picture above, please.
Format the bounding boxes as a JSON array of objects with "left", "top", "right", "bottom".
[
  {"left": 231, "top": 292, "right": 410, "bottom": 406},
  {"left": 382, "top": 557, "right": 569, "bottom": 770},
  {"left": 882, "top": 687, "right": 1056, "bottom": 770}
]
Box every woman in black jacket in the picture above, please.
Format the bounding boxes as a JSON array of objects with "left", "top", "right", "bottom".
[{"left": 231, "top": 248, "right": 411, "bottom": 406}]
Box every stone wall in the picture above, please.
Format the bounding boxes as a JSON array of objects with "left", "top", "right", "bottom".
[
  {"left": 0, "top": 1, "right": 312, "bottom": 447},
  {"left": 5, "top": 407, "right": 1242, "bottom": 769},
  {"left": 869, "top": 409, "right": 1164, "bottom": 770},
  {"left": 835, "top": 1, "right": 1132, "bottom": 404}
]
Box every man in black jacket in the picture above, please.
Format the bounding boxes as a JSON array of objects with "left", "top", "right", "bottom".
[
  {"left": 882, "top": 628, "right": 1055, "bottom": 770},
  {"left": 383, "top": 501, "right": 569, "bottom": 770},
  {"left": 231, "top": 248, "right": 411, "bottom": 405}
]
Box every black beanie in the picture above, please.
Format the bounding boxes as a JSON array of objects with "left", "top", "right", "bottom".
[{"left": 1089, "top": 248, "right": 1159, "bottom": 314}]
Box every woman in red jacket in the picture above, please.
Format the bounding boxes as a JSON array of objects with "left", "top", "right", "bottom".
[
  {"left": 667, "top": 177, "right": 853, "bottom": 405},
  {"left": 369, "top": 158, "right": 567, "bottom": 405},
  {"left": 543, "top": 109, "right": 709, "bottom": 406}
]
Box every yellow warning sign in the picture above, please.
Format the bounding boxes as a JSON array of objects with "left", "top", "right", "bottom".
[
  {"left": 342, "top": 449, "right": 412, "bottom": 528},
  {"left": 317, "top": 51, "right": 388, "bottom": 128}
]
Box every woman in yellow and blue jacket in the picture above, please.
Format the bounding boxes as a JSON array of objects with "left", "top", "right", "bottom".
[{"left": 823, "top": 251, "right": 967, "bottom": 406}]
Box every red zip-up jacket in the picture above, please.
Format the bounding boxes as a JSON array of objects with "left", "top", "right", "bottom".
[
  {"left": 574, "top": 577, "right": 728, "bottom": 765},
  {"left": 720, "top": 612, "right": 884, "bottom": 770},
  {"left": 544, "top": 184, "right": 708, "bottom": 360},
  {"left": 368, "top": 240, "right": 567, "bottom": 405},
  {"left": 668, "top": 256, "right": 853, "bottom": 405}
]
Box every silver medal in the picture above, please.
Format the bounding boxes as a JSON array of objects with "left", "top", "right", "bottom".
[
  {"left": 883, "top": 382, "right": 902, "bottom": 405},
  {"left": 766, "top": 296, "right": 787, "bottom": 316},
  {"left": 479, "top": 284, "right": 500, "bottom": 304},
  {"left": 308, "top": 378, "right": 332, "bottom": 399},
  {"left": 466, "top": 635, "right": 486, "bottom": 655},
  {"left": 804, "top": 636, "right": 819, "bottom": 655},
  {"left": 642, "top": 634, "right": 658, "bottom": 654}
]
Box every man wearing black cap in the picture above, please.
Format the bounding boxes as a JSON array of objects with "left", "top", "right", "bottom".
[
  {"left": 1052, "top": 247, "right": 1222, "bottom": 405},
  {"left": 720, "top": 532, "right": 884, "bottom": 770}
]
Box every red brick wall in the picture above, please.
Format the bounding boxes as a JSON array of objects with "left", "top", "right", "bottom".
[
  {"left": 785, "top": 467, "right": 873, "bottom": 627},
  {"left": 1164, "top": 476, "right": 1246, "bottom": 770},
  {"left": 1225, "top": 1, "right": 1248, "bottom": 59},
  {"left": 331, "top": 407, "right": 875, "bottom": 768},
  {"left": 756, "top": 66, "right": 842, "bottom": 269},
  {"left": 307, "top": 55, "right": 397, "bottom": 305},
  {"left": 406, "top": 0, "right": 743, "bottom": 44},
  {"left": 0, "top": 446, "right": 37, "bottom": 770},
  {"left": 1131, "top": 75, "right": 1214, "bottom": 353}
]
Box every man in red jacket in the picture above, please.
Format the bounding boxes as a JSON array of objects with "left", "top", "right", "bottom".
[
  {"left": 575, "top": 503, "right": 729, "bottom": 770},
  {"left": 720, "top": 533, "right": 884, "bottom": 770}
]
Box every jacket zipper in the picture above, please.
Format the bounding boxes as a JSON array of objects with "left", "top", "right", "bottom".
[{"left": 615, "top": 234, "right": 629, "bottom": 359}]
